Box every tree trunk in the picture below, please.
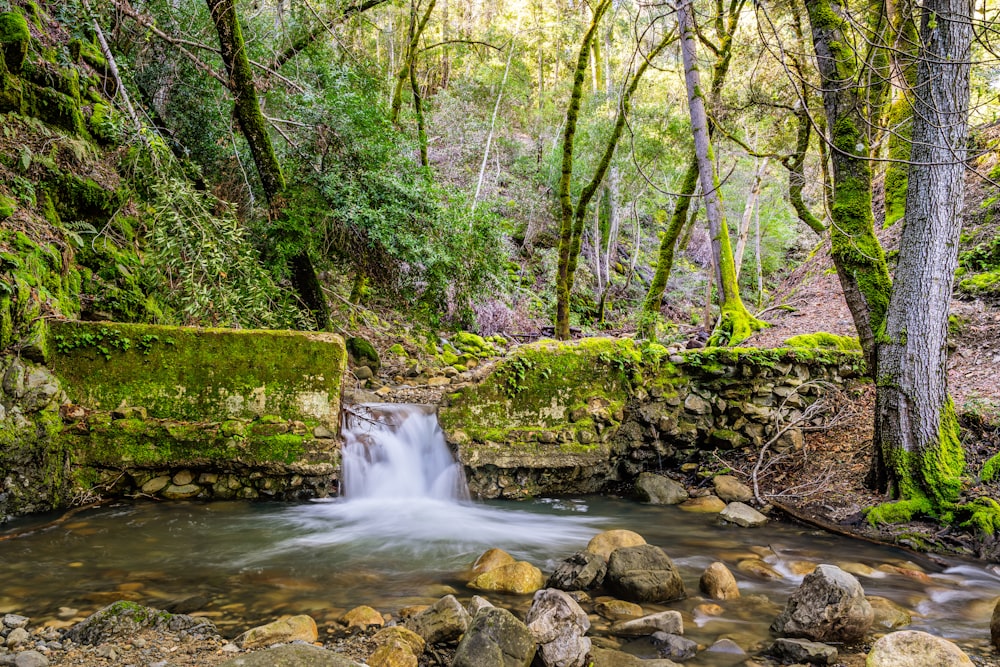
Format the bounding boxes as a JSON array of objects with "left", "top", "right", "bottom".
[
  {"left": 805, "top": 0, "right": 892, "bottom": 370},
  {"left": 206, "top": 0, "right": 329, "bottom": 328},
  {"left": 735, "top": 157, "right": 767, "bottom": 280},
  {"left": 391, "top": 0, "right": 436, "bottom": 127},
  {"left": 640, "top": 0, "right": 744, "bottom": 334},
  {"left": 869, "top": 0, "right": 972, "bottom": 522},
  {"left": 677, "top": 0, "right": 763, "bottom": 346},
  {"left": 881, "top": 0, "right": 919, "bottom": 226}
]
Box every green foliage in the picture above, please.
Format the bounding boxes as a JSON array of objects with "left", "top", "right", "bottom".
[
  {"left": 146, "top": 177, "right": 308, "bottom": 329},
  {"left": 981, "top": 453, "right": 1000, "bottom": 483}
]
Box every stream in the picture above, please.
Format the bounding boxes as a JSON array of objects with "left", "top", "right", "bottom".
[{"left": 0, "top": 404, "right": 997, "bottom": 661}]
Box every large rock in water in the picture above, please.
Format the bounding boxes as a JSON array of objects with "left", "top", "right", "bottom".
[
  {"left": 699, "top": 562, "right": 739, "bottom": 600},
  {"left": 605, "top": 545, "right": 686, "bottom": 603},
  {"left": 469, "top": 561, "right": 545, "bottom": 594},
  {"left": 218, "top": 644, "right": 362, "bottom": 667},
  {"left": 634, "top": 473, "right": 689, "bottom": 505},
  {"left": 526, "top": 589, "right": 591, "bottom": 667},
  {"left": 719, "top": 502, "right": 767, "bottom": 527},
  {"left": 452, "top": 607, "right": 536, "bottom": 667},
  {"left": 770, "top": 564, "right": 873, "bottom": 642},
  {"left": 866, "top": 630, "right": 973, "bottom": 666},
  {"left": 586, "top": 529, "right": 646, "bottom": 560},
  {"left": 712, "top": 474, "right": 753, "bottom": 502},
  {"left": 547, "top": 550, "right": 607, "bottom": 591},
  {"left": 64, "top": 601, "right": 217, "bottom": 645},
  {"left": 404, "top": 595, "right": 471, "bottom": 644}
]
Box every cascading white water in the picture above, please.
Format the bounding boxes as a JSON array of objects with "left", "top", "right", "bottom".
[{"left": 341, "top": 403, "right": 469, "bottom": 501}]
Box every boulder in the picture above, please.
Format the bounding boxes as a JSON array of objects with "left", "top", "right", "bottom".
[
  {"left": 453, "top": 607, "right": 536, "bottom": 667},
  {"left": 594, "top": 599, "right": 643, "bottom": 621},
  {"left": 218, "top": 644, "right": 361, "bottom": 667},
  {"left": 466, "top": 595, "right": 495, "bottom": 617},
  {"left": 469, "top": 561, "right": 544, "bottom": 595},
  {"left": 651, "top": 632, "right": 698, "bottom": 661},
  {"left": 342, "top": 605, "right": 385, "bottom": 630},
  {"left": 699, "top": 561, "right": 740, "bottom": 600},
  {"left": 586, "top": 529, "right": 646, "bottom": 560},
  {"left": 712, "top": 475, "right": 753, "bottom": 503},
  {"left": 770, "top": 638, "right": 838, "bottom": 665},
  {"left": 64, "top": 601, "right": 217, "bottom": 645},
  {"left": 237, "top": 614, "right": 318, "bottom": 649},
  {"left": 547, "top": 551, "right": 607, "bottom": 591},
  {"left": 472, "top": 548, "right": 516, "bottom": 576},
  {"left": 867, "top": 596, "right": 912, "bottom": 630},
  {"left": 405, "top": 594, "right": 471, "bottom": 644},
  {"left": 866, "top": 630, "right": 973, "bottom": 666},
  {"left": 346, "top": 336, "right": 380, "bottom": 372},
  {"left": 719, "top": 502, "right": 767, "bottom": 528},
  {"left": 13, "top": 652, "right": 48, "bottom": 667},
  {"left": 770, "top": 564, "right": 873, "bottom": 642},
  {"left": 678, "top": 495, "right": 726, "bottom": 513},
  {"left": 368, "top": 626, "right": 424, "bottom": 667},
  {"left": 605, "top": 545, "right": 686, "bottom": 603},
  {"left": 610, "top": 611, "right": 683, "bottom": 637},
  {"left": 526, "top": 589, "right": 591, "bottom": 667},
  {"left": 634, "top": 473, "right": 689, "bottom": 505}
]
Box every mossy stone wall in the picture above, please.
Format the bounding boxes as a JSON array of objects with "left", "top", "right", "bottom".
[
  {"left": 49, "top": 321, "right": 346, "bottom": 429},
  {"left": 440, "top": 338, "right": 863, "bottom": 498}
]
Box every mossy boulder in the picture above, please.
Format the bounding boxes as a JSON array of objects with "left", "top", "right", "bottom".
[
  {"left": 346, "top": 335, "right": 380, "bottom": 372},
  {"left": 0, "top": 10, "right": 30, "bottom": 74}
]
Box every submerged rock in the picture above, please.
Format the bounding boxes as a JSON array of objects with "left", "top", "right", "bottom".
[
  {"left": 609, "top": 611, "right": 683, "bottom": 637},
  {"left": 453, "top": 607, "right": 536, "bottom": 667},
  {"left": 678, "top": 495, "right": 726, "bottom": 513},
  {"left": 770, "top": 637, "right": 838, "bottom": 665},
  {"left": 866, "top": 630, "right": 972, "bottom": 666},
  {"left": 526, "top": 588, "right": 591, "bottom": 667},
  {"left": 605, "top": 545, "right": 686, "bottom": 603},
  {"left": 770, "top": 564, "right": 873, "bottom": 642},
  {"left": 634, "top": 473, "right": 688, "bottom": 505},
  {"left": 719, "top": 502, "right": 767, "bottom": 527},
  {"left": 699, "top": 561, "right": 740, "bottom": 600},
  {"left": 547, "top": 550, "right": 607, "bottom": 591},
  {"left": 650, "top": 632, "right": 698, "bottom": 661},
  {"left": 867, "top": 595, "right": 912, "bottom": 629},
  {"left": 588, "top": 647, "right": 681, "bottom": 667}
]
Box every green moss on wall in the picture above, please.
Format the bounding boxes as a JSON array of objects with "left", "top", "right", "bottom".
[
  {"left": 49, "top": 321, "right": 347, "bottom": 428},
  {"left": 784, "top": 332, "right": 862, "bottom": 352},
  {"left": 0, "top": 10, "right": 30, "bottom": 74}
]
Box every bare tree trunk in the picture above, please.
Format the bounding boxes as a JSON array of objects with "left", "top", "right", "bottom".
[
  {"left": 870, "top": 0, "right": 972, "bottom": 521},
  {"left": 473, "top": 20, "right": 519, "bottom": 210},
  {"left": 677, "top": 0, "right": 763, "bottom": 345},
  {"left": 735, "top": 157, "right": 767, "bottom": 280}
]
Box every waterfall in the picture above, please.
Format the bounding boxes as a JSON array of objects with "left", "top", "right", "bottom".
[{"left": 341, "top": 403, "right": 470, "bottom": 502}]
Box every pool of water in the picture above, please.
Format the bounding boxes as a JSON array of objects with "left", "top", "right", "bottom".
[{"left": 1, "top": 494, "right": 998, "bottom": 659}]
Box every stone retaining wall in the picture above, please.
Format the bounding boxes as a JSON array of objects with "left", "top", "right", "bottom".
[
  {"left": 0, "top": 321, "right": 346, "bottom": 518},
  {"left": 439, "top": 338, "right": 863, "bottom": 499}
]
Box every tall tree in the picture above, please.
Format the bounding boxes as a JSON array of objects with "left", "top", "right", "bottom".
[
  {"left": 206, "top": 0, "right": 330, "bottom": 328},
  {"left": 677, "top": 0, "right": 764, "bottom": 345},
  {"left": 640, "top": 0, "right": 746, "bottom": 337},
  {"left": 869, "top": 0, "right": 972, "bottom": 522}
]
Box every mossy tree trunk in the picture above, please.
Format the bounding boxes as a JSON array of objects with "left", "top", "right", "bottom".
[
  {"left": 640, "top": 0, "right": 745, "bottom": 337},
  {"left": 555, "top": 1, "right": 676, "bottom": 339},
  {"left": 869, "top": 0, "right": 972, "bottom": 523},
  {"left": 805, "top": 0, "right": 892, "bottom": 370},
  {"left": 677, "top": 0, "right": 764, "bottom": 346},
  {"left": 206, "top": 0, "right": 329, "bottom": 328},
  {"left": 390, "top": 0, "right": 436, "bottom": 127}
]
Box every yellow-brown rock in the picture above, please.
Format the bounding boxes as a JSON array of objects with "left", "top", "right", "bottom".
[
  {"left": 679, "top": 495, "right": 727, "bottom": 513},
  {"left": 236, "top": 615, "right": 318, "bottom": 648},
  {"left": 368, "top": 643, "right": 417, "bottom": 667},
  {"left": 468, "top": 561, "right": 544, "bottom": 594},
  {"left": 736, "top": 559, "right": 783, "bottom": 580},
  {"left": 585, "top": 530, "right": 646, "bottom": 560},
  {"left": 372, "top": 626, "right": 425, "bottom": 654},
  {"left": 594, "top": 598, "right": 643, "bottom": 621},
  {"left": 471, "top": 548, "right": 516, "bottom": 576},
  {"left": 699, "top": 561, "right": 740, "bottom": 600},
  {"left": 342, "top": 605, "right": 385, "bottom": 630}
]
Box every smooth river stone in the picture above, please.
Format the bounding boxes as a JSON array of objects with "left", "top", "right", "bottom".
[
  {"left": 237, "top": 614, "right": 318, "bottom": 649},
  {"left": 471, "top": 548, "right": 516, "bottom": 576},
  {"left": 866, "top": 630, "right": 972, "bottom": 666},
  {"left": 867, "top": 596, "right": 912, "bottom": 629},
  {"left": 586, "top": 530, "right": 646, "bottom": 560},
  {"left": 469, "top": 562, "right": 544, "bottom": 595},
  {"left": 594, "top": 599, "right": 644, "bottom": 621},
  {"left": 699, "top": 562, "right": 740, "bottom": 600},
  {"left": 342, "top": 605, "right": 384, "bottom": 629},
  {"left": 736, "top": 559, "right": 783, "bottom": 580},
  {"left": 678, "top": 495, "right": 726, "bottom": 513}
]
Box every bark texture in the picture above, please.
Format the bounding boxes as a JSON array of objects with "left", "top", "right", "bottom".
[
  {"left": 870, "top": 0, "right": 972, "bottom": 519},
  {"left": 677, "top": 0, "right": 762, "bottom": 345}
]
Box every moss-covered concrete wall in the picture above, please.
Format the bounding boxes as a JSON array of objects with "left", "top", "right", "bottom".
[
  {"left": 49, "top": 321, "right": 345, "bottom": 428},
  {"left": 439, "top": 338, "right": 863, "bottom": 498}
]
